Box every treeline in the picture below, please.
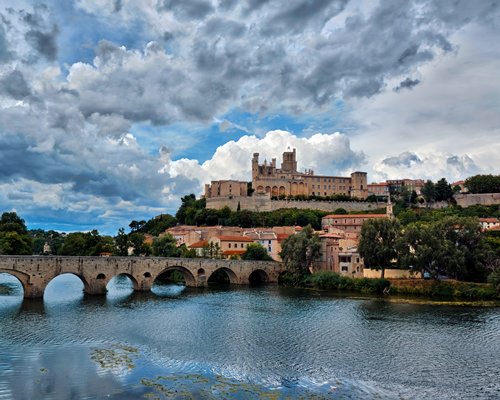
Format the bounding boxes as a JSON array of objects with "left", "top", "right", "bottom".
[{"left": 358, "top": 216, "right": 500, "bottom": 283}]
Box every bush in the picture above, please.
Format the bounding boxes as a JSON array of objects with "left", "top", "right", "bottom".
[{"left": 308, "top": 272, "right": 390, "bottom": 294}]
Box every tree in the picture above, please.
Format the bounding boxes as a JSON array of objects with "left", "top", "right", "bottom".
[
  {"left": 0, "top": 212, "right": 28, "bottom": 235},
  {"left": 421, "top": 180, "right": 436, "bottom": 202},
  {"left": 0, "top": 212, "right": 32, "bottom": 255},
  {"left": 279, "top": 225, "right": 320, "bottom": 283},
  {"left": 465, "top": 174, "right": 500, "bottom": 194},
  {"left": 358, "top": 218, "right": 400, "bottom": 278},
  {"left": 152, "top": 234, "right": 181, "bottom": 257},
  {"left": 399, "top": 217, "right": 488, "bottom": 281},
  {"left": 0, "top": 231, "right": 32, "bottom": 255},
  {"left": 115, "top": 228, "right": 130, "bottom": 256},
  {"left": 129, "top": 220, "right": 146, "bottom": 233},
  {"left": 434, "top": 178, "right": 454, "bottom": 202},
  {"left": 129, "top": 232, "right": 147, "bottom": 256},
  {"left": 241, "top": 243, "right": 273, "bottom": 261}
]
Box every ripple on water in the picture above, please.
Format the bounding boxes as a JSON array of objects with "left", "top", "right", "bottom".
[{"left": 0, "top": 278, "right": 499, "bottom": 399}]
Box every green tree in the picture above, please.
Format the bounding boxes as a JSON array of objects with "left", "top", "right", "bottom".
[
  {"left": 465, "top": 174, "right": 500, "bottom": 194},
  {"left": 421, "top": 180, "right": 436, "bottom": 202},
  {"left": 279, "top": 225, "right": 320, "bottom": 283},
  {"left": 152, "top": 234, "right": 181, "bottom": 257},
  {"left": 0, "top": 231, "right": 32, "bottom": 255},
  {"left": 129, "top": 232, "right": 147, "bottom": 256},
  {"left": 0, "top": 212, "right": 29, "bottom": 235},
  {"left": 241, "top": 243, "right": 273, "bottom": 261},
  {"left": 435, "top": 178, "right": 454, "bottom": 202},
  {"left": 60, "top": 232, "right": 87, "bottom": 255},
  {"left": 358, "top": 218, "right": 400, "bottom": 278},
  {"left": 115, "top": 228, "right": 130, "bottom": 256}
]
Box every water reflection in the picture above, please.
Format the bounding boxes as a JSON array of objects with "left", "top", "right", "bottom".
[{"left": 0, "top": 273, "right": 499, "bottom": 399}]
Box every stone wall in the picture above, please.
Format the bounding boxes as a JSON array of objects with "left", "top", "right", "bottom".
[
  {"left": 206, "top": 195, "right": 385, "bottom": 213},
  {"left": 363, "top": 268, "right": 422, "bottom": 279},
  {"left": 454, "top": 193, "right": 500, "bottom": 207}
]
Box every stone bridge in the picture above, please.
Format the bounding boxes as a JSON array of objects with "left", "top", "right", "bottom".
[{"left": 0, "top": 256, "right": 282, "bottom": 298}]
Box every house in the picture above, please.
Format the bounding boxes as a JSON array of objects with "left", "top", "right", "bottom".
[
  {"left": 188, "top": 240, "right": 208, "bottom": 257},
  {"left": 479, "top": 218, "right": 500, "bottom": 231},
  {"left": 209, "top": 235, "right": 254, "bottom": 259},
  {"left": 243, "top": 230, "right": 280, "bottom": 261},
  {"left": 321, "top": 214, "right": 388, "bottom": 240}
]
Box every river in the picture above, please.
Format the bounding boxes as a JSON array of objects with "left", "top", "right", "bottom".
[{"left": 0, "top": 273, "right": 499, "bottom": 399}]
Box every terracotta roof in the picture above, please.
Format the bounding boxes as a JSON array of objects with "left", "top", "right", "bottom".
[
  {"left": 222, "top": 250, "right": 247, "bottom": 256},
  {"left": 323, "top": 214, "right": 387, "bottom": 219},
  {"left": 189, "top": 240, "right": 208, "bottom": 248},
  {"left": 479, "top": 218, "right": 499, "bottom": 223},
  {"left": 216, "top": 235, "right": 254, "bottom": 242},
  {"left": 277, "top": 233, "right": 291, "bottom": 242}
]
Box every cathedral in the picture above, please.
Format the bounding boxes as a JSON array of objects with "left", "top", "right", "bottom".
[{"left": 205, "top": 148, "right": 368, "bottom": 200}]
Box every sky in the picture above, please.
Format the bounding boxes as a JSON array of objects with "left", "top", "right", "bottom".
[{"left": 0, "top": 0, "right": 499, "bottom": 234}]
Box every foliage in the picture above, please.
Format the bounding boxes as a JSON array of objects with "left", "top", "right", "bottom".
[
  {"left": 308, "top": 272, "right": 390, "bottom": 294},
  {"left": 129, "top": 232, "right": 151, "bottom": 256},
  {"left": 358, "top": 218, "right": 401, "bottom": 278},
  {"left": 434, "top": 178, "right": 454, "bottom": 202},
  {"left": 279, "top": 225, "right": 320, "bottom": 283},
  {"left": 175, "top": 194, "right": 206, "bottom": 225},
  {"left": 114, "top": 228, "right": 130, "bottom": 256},
  {"left": 151, "top": 234, "right": 181, "bottom": 257},
  {"left": 465, "top": 174, "right": 500, "bottom": 194},
  {"left": 202, "top": 242, "right": 222, "bottom": 259},
  {"left": 30, "top": 229, "right": 65, "bottom": 255},
  {"left": 0, "top": 212, "right": 32, "bottom": 255},
  {"left": 421, "top": 180, "right": 436, "bottom": 202},
  {"left": 390, "top": 280, "right": 499, "bottom": 300},
  {"left": 398, "top": 217, "right": 489, "bottom": 281},
  {"left": 487, "top": 267, "right": 500, "bottom": 292},
  {"left": 0, "top": 231, "right": 33, "bottom": 255},
  {"left": 241, "top": 243, "right": 273, "bottom": 261},
  {"left": 60, "top": 230, "right": 114, "bottom": 256}
]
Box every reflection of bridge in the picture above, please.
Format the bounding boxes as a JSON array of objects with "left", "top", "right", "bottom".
[{"left": 0, "top": 256, "right": 282, "bottom": 298}]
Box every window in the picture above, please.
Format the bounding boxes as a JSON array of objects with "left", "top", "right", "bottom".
[
  {"left": 341, "top": 266, "right": 349, "bottom": 272},
  {"left": 268, "top": 246, "right": 272, "bottom": 252},
  {"left": 228, "top": 243, "right": 231, "bottom": 248},
  {"left": 268, "top": 240, "right": 271, "bottom": 244},
  {"left": 241, "top": 243, "right": 244, "bottom": 248}
]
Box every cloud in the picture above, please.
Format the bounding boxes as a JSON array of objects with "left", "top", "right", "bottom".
[
  {"left": 0, "top": 0, "right": 499, "bottom": 234},
  {"left": 170, "top": 130, "right": 366, "bottom": 186},
  {"left": 373, "top": 151, "right": 481, "bottom": 182},
  {"left": 0, "top": 70, "right": 31, "bottom": 99},
  {"left": 394, "top": 77, "right": 420, "bottom": 91}
]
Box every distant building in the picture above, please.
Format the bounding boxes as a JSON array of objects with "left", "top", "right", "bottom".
[
  {"left": 479, "top": 217, "right": 500, "bottom": 231},
  {"left": 209, "top": 235, "right": 254, "bottom": 259},
  {"left": 321, "top": 213, "right": 388, "bottom": 240},
  {"left": 367, "top": 182, "right": 390, "bottom": 198},
  {"left": 205, "top": 180, "right": 248, "bottom": 199},
  {"left": 251, "top": 149, "right": 368, "bottom": 199},
  {"left": 205, "top": 148, "right": 368, "bottom": 200},
  {"left": 386, "top": 179, "right": 425, "bottom": 195}
]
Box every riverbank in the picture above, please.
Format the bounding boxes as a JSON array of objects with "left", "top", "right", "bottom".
[{"left": 301, "top": 271, "right": 500, "bottom": 301}]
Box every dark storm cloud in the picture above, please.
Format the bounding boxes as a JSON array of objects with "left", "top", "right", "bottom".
[
  {"left": 382, "top": 152, "right": 422, "bottom": 168},
  {"left": 395, "top": 77, "right": 421, "bottom": 91},
  {"left": 0, "top": 70, "right": 31, "bottom": 99},
  {"left": 158, "top": 0, "right": 215, "bottom": 20}
]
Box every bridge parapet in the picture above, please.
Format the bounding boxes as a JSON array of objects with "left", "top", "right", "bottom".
[{"left": 0, "top": 256, "right": 283, "bottom": 298}]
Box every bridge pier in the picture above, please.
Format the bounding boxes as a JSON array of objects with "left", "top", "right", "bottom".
[{"left": 84, "top": 279, "right": 108, "bottom": 296}]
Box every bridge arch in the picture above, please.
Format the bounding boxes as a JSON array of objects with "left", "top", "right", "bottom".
[
  {"left": 248, "top": 269, "right": 269, "bottom": 285},
  {"left": 0, "top": 270, "right": 28, "bottom": 296},
  {"left": 208, "top": 267, "right": 238, "bottom": 284},
  {"left": 107, "top": 273, "right": 140, "bottom": 291},
  {"left": 154, "top": 266, "right": 196, "bottom": 287},
  {"left": 44, "top": 272, "right": 91, "bottom": 298}
]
